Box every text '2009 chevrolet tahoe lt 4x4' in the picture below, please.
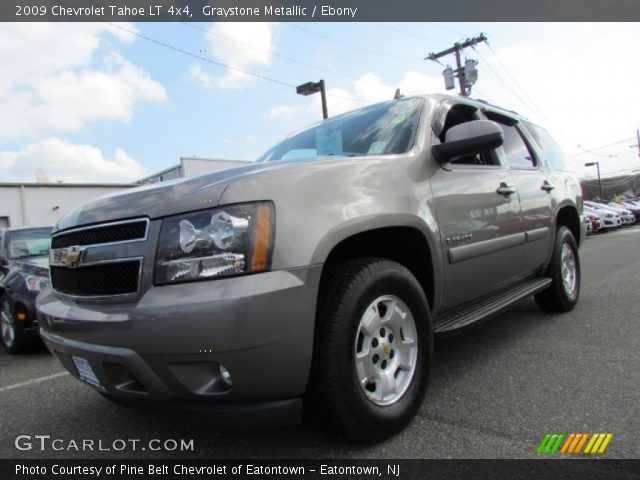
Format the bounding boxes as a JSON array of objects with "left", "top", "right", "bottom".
[{"left": 37, "top": 94, "right": 583, "bottom": 442}]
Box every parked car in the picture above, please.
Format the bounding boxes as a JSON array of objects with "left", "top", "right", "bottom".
[
  {"left": 583, "top": 205, "right": 620, "bottom": 230},
  {"left": 617, "top": 202, "right": 640, "bottom": 222},
  {"left": 584, "top": 201, "right": 633, "bottom": 225},
  {"left": 37, "top": 94, "right": 583, "bottom": 442},
  {"left": 0, "top": 226, "right": 52, "bottom": 353},
  {"left": 602, "top": 203, "right": 636, "bottom": 225},
  {"left": 582, "top": 212, "right": 601, "bottom": 234}
]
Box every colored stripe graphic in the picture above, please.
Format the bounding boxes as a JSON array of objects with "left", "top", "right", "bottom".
[
  {"left": 574, "top": 433, "right": 589, "bottom": 453},
  {"left": 537, "top": 433, "right": 565, "bottom": 453},
  {"left": 539, "top": 433, "right": 613, "bottom": 454}
]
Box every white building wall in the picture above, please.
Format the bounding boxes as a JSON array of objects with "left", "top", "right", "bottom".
[
  {"left": 181, "top": 158, "right": 249, "bottom": 177},
  {"left": 0, "top": 184, "right": 133, "bottom": 228}
]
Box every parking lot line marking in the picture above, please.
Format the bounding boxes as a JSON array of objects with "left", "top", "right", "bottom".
[{"left": 0, "top": 372, "right": 69, "bottom": 393}]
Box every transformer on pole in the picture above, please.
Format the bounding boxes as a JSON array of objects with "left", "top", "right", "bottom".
[{"left": 426, "top": 33, "right": 487, "bottom": 97}]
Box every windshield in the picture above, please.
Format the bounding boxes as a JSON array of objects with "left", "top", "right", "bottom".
[
  {"left": 256, "top": 97, "right": 424, "bottom": 163},
  {"left": 8, "top": 228, "right": 52, "bottom": 259}
]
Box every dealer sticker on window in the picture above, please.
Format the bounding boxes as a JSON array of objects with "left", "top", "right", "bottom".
[{"left": 72, "top": 356, "right": 105, "bottom": 391}]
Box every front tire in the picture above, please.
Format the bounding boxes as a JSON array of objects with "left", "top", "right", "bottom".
[
  {"left": 1, "top": 297, "right": 27, "bottom": 354},
  {"left": 306, "top": 258, "right": 432, "bottom": 443},
  {"left": 535, "top": 226, "right": 581, "bottom": 312}
]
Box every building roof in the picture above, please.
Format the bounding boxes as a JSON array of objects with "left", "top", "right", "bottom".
[{"left": 0, "top": 182, "right": 134, "bottom": 188}]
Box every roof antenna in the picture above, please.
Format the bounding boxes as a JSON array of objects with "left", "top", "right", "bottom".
[{"left": 394, "top": 88, "right": 403, "bottom": 99}]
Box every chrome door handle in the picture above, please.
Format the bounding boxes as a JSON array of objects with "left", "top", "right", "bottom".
[
  {"left": 496, "top": 183, "right": 516, "bottom": 196},
  {"left": 541, "top": 182, "right": 555, "bottom": 192}
]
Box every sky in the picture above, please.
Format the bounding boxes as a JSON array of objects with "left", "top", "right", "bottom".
[{"left": 1, "top": 22, "right": 639, "bottom": 184}]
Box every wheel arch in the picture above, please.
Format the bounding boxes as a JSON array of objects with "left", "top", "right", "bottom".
[
  {"left": 317, "top": 226, "right": 437, "bottom": 314},
  {"left": 556, "top": 204, "right": 582, "bottom": 247}
]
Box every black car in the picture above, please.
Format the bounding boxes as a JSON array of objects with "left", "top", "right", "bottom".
[{"left": 0, "top": 226, "right": 52, "bottom": 354}]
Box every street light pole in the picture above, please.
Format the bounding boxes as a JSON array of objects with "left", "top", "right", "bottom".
[
  {"left": 296, "top": 80, "right": 328, "bottom": 119},
  {"left": 585, "top": 161, "right": 603, "bottom": 201},
  {"left": 318, "top": 79, "right": 327, "bottom": 120}
]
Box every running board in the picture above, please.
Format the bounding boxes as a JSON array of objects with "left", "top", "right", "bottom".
[{"left": 433, "top": 277, "right": 552, "bottom": 334}]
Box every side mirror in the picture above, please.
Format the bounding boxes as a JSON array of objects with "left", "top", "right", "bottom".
[{"left": 432, "top": 120, "right": 504, "bottom": 163}]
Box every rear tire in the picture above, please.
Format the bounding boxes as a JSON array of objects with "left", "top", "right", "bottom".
[
  {"left": 535, "top": 226, "right": 580, "bottom": 312},
  {"left": 306, "top": 258, "right": 432, "bottom": 443}
]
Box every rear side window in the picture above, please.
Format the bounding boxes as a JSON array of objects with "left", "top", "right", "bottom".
[{"left": 523, "top": 122, "right": 572, "bottom": 171}]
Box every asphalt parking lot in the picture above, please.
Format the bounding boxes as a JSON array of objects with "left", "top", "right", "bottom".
[{"left": 1, "top": 226, "right": 639, "bottom": 460}]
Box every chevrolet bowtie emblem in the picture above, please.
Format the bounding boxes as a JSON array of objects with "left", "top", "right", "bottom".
[{"left": 62, "top": 246, "right": 84, "bottom": 268}]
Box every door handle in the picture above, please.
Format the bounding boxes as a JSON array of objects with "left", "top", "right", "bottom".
[
  {"left": 541, "top": 181, "right": 555, "bottom": 192},
  {"left": 496, "top": 183, "right": 516, "bottom": 196}
]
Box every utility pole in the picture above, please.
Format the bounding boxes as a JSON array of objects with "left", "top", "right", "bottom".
[
  {"left": 426, "top": 33, "right": 488, "bottom": 97},
  {"left": 585, "top": 161, "right": 603, "bottom": 201},
  {"left": 630, "top": 129, "right": 640, "bottom": 157}
]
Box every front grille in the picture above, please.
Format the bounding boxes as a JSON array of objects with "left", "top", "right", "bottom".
[
  {"left": 52, "top": 220, "right": 148, "bottom": 249},
  {"left": 51, "top": 261, "right": 141, "bottom": 297}
]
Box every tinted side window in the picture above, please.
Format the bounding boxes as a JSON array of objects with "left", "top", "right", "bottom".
[
  {"left": 524, "top": 122, "right": 571, "bottom": 171},
  {"left": 500, "top": 125, "right": 535, "bottom": 168},
  {"left": 484, "top": 111, "right": 535, "bottom": 168}
]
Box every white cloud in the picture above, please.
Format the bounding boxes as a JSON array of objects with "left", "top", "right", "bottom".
[
  {"left": 315, "top": 71, "right": 444, "bottom": 116},
  {"left": 267, "top": 105, "right": 299, "bottom": 119},
  {"left": 204, "top": 23, "right": 274, "bottom": 88},
  {"left": 0, "top": 139, "right": 147, "bottom": 183},
  {"left": 0, "top": 23, "right": 165, "bottom": 143},
  {"left": 468, "top": 25, "right": 640, "bottom": 177},
  {"left": 188, "top": 64, "right": 214, "bottom": 88}
]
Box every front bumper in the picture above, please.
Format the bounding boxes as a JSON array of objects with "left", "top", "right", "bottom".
[{"left": 37, "top": 266, "right": 321, "bottom": 415}]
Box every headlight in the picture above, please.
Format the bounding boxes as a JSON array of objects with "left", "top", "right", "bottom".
[
  {"left": 24, "top": 274, "right": 50, "bottom": 292},
  {"left": 155, "top": 202, "right": 275, "bottom": 284}
]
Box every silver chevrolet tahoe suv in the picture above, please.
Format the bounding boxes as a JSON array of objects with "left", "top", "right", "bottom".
[{"left": 38, "top": 94, "right": 583, "bottom": 442}]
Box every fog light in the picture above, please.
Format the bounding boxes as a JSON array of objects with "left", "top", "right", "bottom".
[{"left": 219, "top": 365, "right": 232, "bottom": 386}]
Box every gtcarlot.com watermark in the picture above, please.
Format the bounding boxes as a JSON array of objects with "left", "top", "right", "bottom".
[{"left": 15, "top": 435, "right": 194, "bottom": 452}]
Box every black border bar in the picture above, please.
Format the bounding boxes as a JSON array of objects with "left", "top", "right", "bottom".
[
  {"left": 2, "top": 459, "right": 640, "bottom": 480},
  {"left": 4, "top": 0, "right": 640, "bottom": 22}
]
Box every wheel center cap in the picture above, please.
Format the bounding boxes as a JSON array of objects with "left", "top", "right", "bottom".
[{"left": 382, "top": 342, "right": 390, "bottom": 356}]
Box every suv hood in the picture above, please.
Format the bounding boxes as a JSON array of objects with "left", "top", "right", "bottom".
[
  {"left": 10, "top": 255, "right": 49, "bottom": 277},
  {"left": 55, "top": 163, "right": 276, "bottom": 231}
]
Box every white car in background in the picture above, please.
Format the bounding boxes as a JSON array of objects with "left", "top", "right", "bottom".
[
  {"left": 603, "top": 202, "right": 636, "bottom": 225},
  {"left": 583, "top": 204, "right": 621, "bottom": 230}
]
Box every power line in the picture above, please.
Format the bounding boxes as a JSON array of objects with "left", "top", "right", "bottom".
[
  {"left": 581, "top": 166, "right": 640, "bottom": 180},
  {"left": 106, "top": 23, "right": 370, "bottom": 106},
  {"left": 374, "top": 23, "right": 451, "bottom": 45},
  {"left": 427, "top": 22, "right": 466, "bottom": 37},
  {"left": 181, "top": 22, "right": 361, "bottom": 81},
  {"left": 470, "top": 45, "right": 543, "bottom": 120},
  {"left": 107, "top": 22, "right": 295, "bottom": 88},
  {"left": 484, "top": 42, "right": 547, "bottom": 120},
  {"left": 567, "top": 138, "right": 636, "bottom": 157},
  {"left": 286, "top": 23, "right": 421, "bottom": 61}
]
